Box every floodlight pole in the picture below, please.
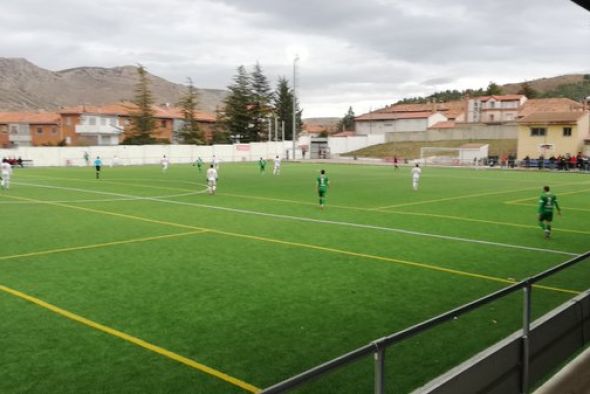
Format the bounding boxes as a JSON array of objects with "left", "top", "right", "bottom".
[{"left": 292, "top": 55, "right": 299, "bottom": 160}]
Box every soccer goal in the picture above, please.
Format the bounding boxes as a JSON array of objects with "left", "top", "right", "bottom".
[
  {"left": 420, "top": 147, "right": 462, "bottom": 165},
  {"left": 420, "top": 144, "right": 489, "bottom": 166}
]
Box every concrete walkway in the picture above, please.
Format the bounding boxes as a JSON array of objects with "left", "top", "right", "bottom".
[{"left": 533, "top": 346, "right": 590, "bottom": 394}]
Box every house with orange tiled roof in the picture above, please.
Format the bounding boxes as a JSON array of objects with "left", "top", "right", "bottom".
[
  {"left": 0, "top": 103, "right": 218, "bottom": 147},
  {"left": 517, "top": 110, "right": 589, "bottom": 159},
  {"left": 466, "top": 95, "right": 527, "bottom": 123},
  {"left": 355, "top": 109, "right": 448, "bottom": 135},
  {"left": 59, "top": 103, "right": 217, "bottom": 145},
  {"left": 517, "top": 98, "right": 583, "bottom": 119},
  {"left": 355, "top": 100, "right": 467, "bottom": 136},
  {"left": 0, "top": 112, "right": 62, "bottom": 147}
]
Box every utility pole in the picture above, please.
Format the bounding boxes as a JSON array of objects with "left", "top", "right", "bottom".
[{"left": 292, "top": 55, "right": 299, "bottom": 160}]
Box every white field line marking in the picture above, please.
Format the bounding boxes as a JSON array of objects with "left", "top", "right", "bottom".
[{"left": 15, "top": 181, "right": 579, "bottom": 257}]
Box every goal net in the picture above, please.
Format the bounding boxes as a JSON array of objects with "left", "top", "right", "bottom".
[
  {"left": 420, "top": 144, "right": 489, "bottom": 166},
  {"left": 420, "top": 147, "right": 462, "bottom": 165}
]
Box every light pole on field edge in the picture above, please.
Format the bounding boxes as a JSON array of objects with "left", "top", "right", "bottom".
[{"left": 292, "top": 55, "right": 299, "bottom": 160}]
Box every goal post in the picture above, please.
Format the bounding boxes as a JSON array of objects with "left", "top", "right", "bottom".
[
  {"left": 420, "top": 144, "right": 489, "bottom": 166},
  {"left": 420, "top": 147, "right": 462, "bottom": 166}
]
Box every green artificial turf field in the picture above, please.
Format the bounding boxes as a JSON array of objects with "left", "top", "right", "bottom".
[{"left": 1, "top": 162, "right": 588, "bottom": 393}]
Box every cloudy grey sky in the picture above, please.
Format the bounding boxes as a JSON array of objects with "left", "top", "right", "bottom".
[{"left": 1, "top": 0, "right": 588, "bottom": 117}]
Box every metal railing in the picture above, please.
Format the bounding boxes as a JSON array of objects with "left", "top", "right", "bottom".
[{"left": 261, "top": 251, "right": 590, "bottom": 394}]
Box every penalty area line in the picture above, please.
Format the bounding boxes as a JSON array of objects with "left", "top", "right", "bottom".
[
  {"left": 0, "top": 284, "right": 260, "bottom": 393},
  {"left": 0, "top": 231, "right": 207, "bottom": 262}
]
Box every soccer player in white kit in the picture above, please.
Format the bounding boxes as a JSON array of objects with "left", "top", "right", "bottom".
[
  {"left": 411, "top": 163, "right": 422, "bottom": 191},
  {"left": 273, "top": 155, "right": 281, "bottom": 175},
  {"left": 160, "top": 155, "right": 169, "bottom": 172},
  {"left": 1, "top": 158, "right": 12, "bottom": 190},
  {"left": 206, "top": 164, "right": 218, "bottom": 194}
]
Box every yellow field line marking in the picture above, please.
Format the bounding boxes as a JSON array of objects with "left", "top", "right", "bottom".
[
  {"left": 373, "top": 181, "right": 590, "bottom": 210},
  {"left": 508, "top": 202, "right": 590, "bottom": 213},
  {"left": 0, "top": 284, "right": 260, "bottom": 393},
  {"left": 373, "top": 188, "right": 539, "bottom": 210},
  {"left": 2, "top": 193, "right": 580, "bottom": 295},
  {"left": 375, "top": 210, "right": 590, "bottom": 235},
  {"left": 0, "top": 231, "right": 207, "bottom": 262},
  {"left": 504, "top": 187, "right": 590, "bottom": 205}
]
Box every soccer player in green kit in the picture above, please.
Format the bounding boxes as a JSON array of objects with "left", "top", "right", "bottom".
[
  {"left": 317, "top": 169, "right": 329, "bottom": 209},
  {"left": 538, "top": 185, "right": 561, "bottom": 239},
  {"left": 193, "top": 157, "right": 203, "bottom": 172},
  {"left": 258, "top": 157, "right": 267, "bottom": 174}
]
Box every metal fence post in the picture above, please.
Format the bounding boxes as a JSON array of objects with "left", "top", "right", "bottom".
[
  {"left": 522, "top": 282, "right": 532, "bottom": 393},
  {"left": 374, "top": 342, "right": 385, "bottom": 394}
]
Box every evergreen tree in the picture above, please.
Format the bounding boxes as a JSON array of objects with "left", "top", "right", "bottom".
[
  {"left": 123, "top": 64, "right": 157, "bottom": 145},
  {"left": 250, "top": 63, "right": 274, "bottom": 141},
  {"left": 517, "top": 82, "right": 539, "bottom": 99},
  {"left": 176, "top": 78, "right": 204, "bottom": 144},
  {"left": 273, "top": 77, "right": 302, "bottom": 140},
  {"left": 222, "top": 65, "right": 256, "bottom": 142},
  {"left": 337, "top": 106, "right": 356, "bottom": 131},
  {"left": 485, "top": 81, "right": 503, "bottom": 96},
  {"left": 211, "top": 106, "right": 232, "bottom": 144}
]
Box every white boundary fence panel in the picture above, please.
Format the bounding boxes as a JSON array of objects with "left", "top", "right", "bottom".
[
  {"left": 327, "top": 134, "right": 385, "bottom": 155},
  {"left": 0, "top": 141, "right": 295, "bottom": 167}
]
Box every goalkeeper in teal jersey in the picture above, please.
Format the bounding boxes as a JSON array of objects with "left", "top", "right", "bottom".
[
  {"left": 538, "top": 186, "right": 561, "bottom": 239},
  {"left": 316, "top": 169, "right": 330, "bottom": 209}
]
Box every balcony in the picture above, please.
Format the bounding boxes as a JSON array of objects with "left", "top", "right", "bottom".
[{"left": 75, "top": 124, "right": 122, "bottom": 135}]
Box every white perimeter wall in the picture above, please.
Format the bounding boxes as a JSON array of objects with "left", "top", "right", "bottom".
[
  {"left": 327, "top": 134, "right": 386, "bottom": 155},
  {"left": 0, "top": 141, "right": 296, "bottom": 167}
]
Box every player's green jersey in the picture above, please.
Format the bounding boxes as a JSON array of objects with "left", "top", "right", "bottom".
[
  {"left": 538, "top": 192, "right": 559, "bottom": 214},
  {"left": 317, "top": 175, "right": 329, "bottom": 191},
  {"left": 259, "top": 159, "right": 266, "bottom": 168},
  {"left": 196, "top": 158, "right": 203, "bottom": 167}
]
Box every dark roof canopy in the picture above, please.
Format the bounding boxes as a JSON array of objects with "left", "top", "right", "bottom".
[{"left": 571, "top": 0, "right": 590, "bottom": 11}]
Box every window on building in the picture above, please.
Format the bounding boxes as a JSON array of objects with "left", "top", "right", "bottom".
[
  {"left": 36, "top": 127, "right": 43, "bottom": 135},
  {"left": 489, "top": 101, "right": 495, "bottom": 108},
  {"left": 89, "top": 117, "right": 96, "bottom": 125},
  {"left": 563, "top": 127, "right": 572, "bottom": 136},
  {"left": 52, "top": 127, "right": 58, "bottom": 134},
  {"left": 489, "top": 114, "right": 495, "bottom": 122},
  {"left": 10, "top": 125, "right": 18, "bottom": 135},
  {"left": 161, "top": 119, "right": 167, "bottom": 128},
  {"left": 109, "top": 118, "right": 117, "bottom": 126},
  {"left": 101, "top": 117, "right": 107, "bottom": 126},
  {"left": 530, "top": 127, "right": 546, "bottom": 136}
]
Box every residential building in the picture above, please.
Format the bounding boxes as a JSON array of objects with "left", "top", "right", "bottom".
[
  {"left": 517, "top": 111, "right": 589, "bottom": 158},
  {"left": 355, "top": 100, "right": 466, "bottom": 136},
  {"left": 466, "top": 95, "right": 526, "bottom": 123},
  {"left": 0, "top": 103, "right": 218, "bottom": 147},
  {"left": 60, "top": 104, "right": 128, "bottom": 146},
  {"left": 0, "top": 112, "right": 62, "bottom": 147}
]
